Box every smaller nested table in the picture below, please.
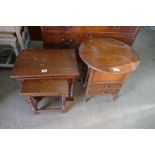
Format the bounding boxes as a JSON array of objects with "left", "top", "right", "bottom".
[
  {"left": 21, "top": 79, "right": 68, "bottom": 114},
  {"left": 79, "top": 37, "right": 140, "bottom": 102}
]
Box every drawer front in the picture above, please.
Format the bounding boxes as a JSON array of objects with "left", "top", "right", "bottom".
[
  {"left": 87, "top": 82, "right": 123, "bottom": 90},
  {"left": 92, "top": 71, "right": 128, "bottom": 82},
  {"left": 42, "top": 33, "right": 64, "bottom": 44},
  {"left": 41, "top": 27, "right": 139, "bottom": 46},
  {"left": 87, "top": 88, "right": 120, "bottom": 96},
  {"left": 85, "top": 33, "right": 136, "bottom": 45},
  {"left": 63, "top": 34, "right": 82, "bottom": 45},
  {"left": 42, "top": 33, "right": 82, "bottom": 48},
  {"left": 66, "top": 26, "right": 139, "bottom": 34},
  {"left": 43, "top": 33, "right": 136, "bottom": 46}
]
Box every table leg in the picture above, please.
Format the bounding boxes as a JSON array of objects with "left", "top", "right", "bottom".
[
  {"left": 61, "top": 96, "right": 66, "bottom": 112},
  {"left": 83, "top": 95, "right": 92, "bottom": 103},
  {"left": 112, "top": 93, "right": 119, "bottom": 102},
  {"left": 67, "top": 79, "right": 74, "bottom": 101},
  {"left": 34, "top": 96, "right": 44, "bottom": 102},
  {"left": 17, "top": 78, "right": 24, "bottom": 90},
  {"left": 26, "top": 96, "right": 38, "bottom": 114},
  {"left": 70, "top": 79, "right": 74, "bottom": 100},
  {"left": 17, "top": 79, "right": 22, "bottom": 84}
]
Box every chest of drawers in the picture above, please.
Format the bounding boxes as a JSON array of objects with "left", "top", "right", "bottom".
[{"left": 85, "top": 69, "right": 129, "bottom": 101}]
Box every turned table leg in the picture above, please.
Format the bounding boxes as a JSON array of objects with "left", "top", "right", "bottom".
[
  {"left": 112, "top": 94, "right": 118, "bottom": 101},
  {"left": 83, "top": 94, "right": 92, "bottom": 103},
  {"left": 61, "top": 96, "right": 66, "bottom": 112},
  {"left": 70, "top": 79, "right": 74, "bottom": 100},
  {"left": 112, "top": 89, "right": 120, "bottom": 101},
  {"left": 67, "top": 79, "right": 71, "bottom": 100},
  {"left": 67, "top": 78, "right": 74, "bottom": 101},
  {"left": 26, "top": 96, "right": 38, "bottom": 114}
]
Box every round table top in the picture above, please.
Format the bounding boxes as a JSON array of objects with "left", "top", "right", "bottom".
[{"left": 79, "top": 37, "right": 140, "bottom": 74}]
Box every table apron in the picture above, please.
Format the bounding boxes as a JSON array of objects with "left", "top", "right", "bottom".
[
  {"left": 16, "top": 76, "right": 77, "bottom": 81},
  {"left": 16, "top": 76, "right": 76, "bottom": 101}
]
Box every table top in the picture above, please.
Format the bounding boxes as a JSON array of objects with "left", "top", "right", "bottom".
[
  {"left": 79, "top": 37, "right": 140, "bottom": 74},
  {"left": 11, "top": 49, "right": 79, "bottom": 78}
]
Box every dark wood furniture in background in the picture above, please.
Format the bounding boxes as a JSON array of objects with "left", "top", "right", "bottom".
[
  {"left": 28, "top": 26, "right": 140, "bottom": 45},
  {"left": 79, "top": 37, "right": 140, "bottom": 102},
  {"left": 28, "top": 26, "right": 42, "bottom": 41},
  {"left": 10, "top": 49, "right": 79, "bottom": 113},
  {"left": 21, "top": 79, "right": 68, "bottom": 114}
]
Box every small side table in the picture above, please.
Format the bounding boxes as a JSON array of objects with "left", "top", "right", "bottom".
[
  {"left": 21, "top": 79, "right": 68, "bottom": 114},
  {"left": 79, "top": 37, "right": 140, "bottom": 102}
]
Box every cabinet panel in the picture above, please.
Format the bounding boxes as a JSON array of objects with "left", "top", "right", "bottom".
[
  {"left": 85, "top": 33, "right": 136, "bottom": 45},
  {"left": 87, "top": 88, "right": 120, "bottom": 96},
  {"left": 88, "top": 82, "right": 123, "bottom": 90},
  {"left": 28, "top": 26, "right": 42, "bottom": 40},
  {"left": 42, "top": 33, "right": 64, "bottom": 43}
]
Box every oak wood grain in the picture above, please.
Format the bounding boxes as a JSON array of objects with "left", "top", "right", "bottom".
[
  {"left": 21, "top": 79, "right": 68, "bottom": 96},
  {"left": 79, "top": 37, "right": 140, "bottom": 74},
  {"left": 11, "top": 49, "right": 79, "bottom": 78}
]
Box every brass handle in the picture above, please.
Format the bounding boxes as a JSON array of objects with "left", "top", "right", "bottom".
[
  {"left": 61, "top": 38, "right": 74, "bottom": 44},
  {"left": 66, "top": 39, "right": 74, "bottom": 44},
  {"left": 70, "top": 39, "right": 73, "bottom": 42},
  {"left": 61, "top": 38, "right": 65, "bottom": 42}
]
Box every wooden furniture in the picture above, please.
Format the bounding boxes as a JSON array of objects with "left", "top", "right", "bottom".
[
  {"left": 0, "top": 26, "right": 31, "bottom": 67},
  {"left": 41, "top": 26, "right": 140, "bottom": 82},
  {"left": 21, "top": 79, "right": 68, "bottom": 114},
  {"left": 10, "top": 49, "right": 79, "bottom": 113},
  {"left": 79, "top": 37, "right": 140, "bottom": 102}
]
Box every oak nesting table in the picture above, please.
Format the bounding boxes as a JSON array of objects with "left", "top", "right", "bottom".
[
  {"left": 10, "top": 49, "right": 79, "bottom": 113},
  {"left": 79, "top": 37, "right": 140, "bottom": 102}
]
